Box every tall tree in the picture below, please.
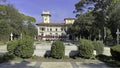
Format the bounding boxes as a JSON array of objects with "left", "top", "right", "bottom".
[
  {"left": 0, "top": 20, "right": 10, "bottom": 43},
  {"left": 73, "top": 0, "right": 120, "bottom": 40},
  {"left": 0, "top": 3, "right": 37, "bottom": 43}
]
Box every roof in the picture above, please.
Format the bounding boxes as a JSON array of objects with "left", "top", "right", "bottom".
[
  {"left": 36, "top": 23, "right": 67, "bottom": 26},
  {"left": 64, "top": 18, "right": 75, "bottom": 20}
]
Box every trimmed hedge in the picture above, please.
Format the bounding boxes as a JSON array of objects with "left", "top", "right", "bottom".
[
  {"left": 92, "top": 40, "right": 104, "bottom": 55},
  {"left": 110, "top": 45, "right": 120, "bottom": 61},
  {"left": 7, "top": 40, "right": 18, "bottom": 54},
  {"left": 7, "top": 36, "right": 34, "bottom": 58},
  {"left": 51, "top": 41, "right": 65, "bottom": 59},
  {"left": 15, "top": 36, "right": 34, "bottom": 58},
  {"left": 78, "top": 39, "right": 94, "bottom": 59}
]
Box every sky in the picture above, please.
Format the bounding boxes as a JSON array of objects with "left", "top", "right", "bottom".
[{"left": 5, "top": 0, "right": 79, "bottom": 23}]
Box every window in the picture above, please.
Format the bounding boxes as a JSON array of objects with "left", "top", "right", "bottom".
[
  {"left": 41, "top": 28, "right": 45, "bottom": 31},
  {"left": 50, "top": 28, "right": 52, "bottom": 31},
  {"left": 56, "top": 28, "right": 57, "bottom": 31},
  {"left": 55, "top": 33, "right": 58, "bottom": 36},
  {"left": 50, "top": 33, "right": 52, "bottom": 35}
]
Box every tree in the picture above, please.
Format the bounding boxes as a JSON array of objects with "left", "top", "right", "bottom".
[
  {"left": 0, "top": 20, "right": 10, "bottom": 43},
  {"left": 23, "top": 23, "right": 37, "bottom": 38},
  {"left": 107, "top": 1, "right": 120, "bottom": 39},
  {"left": 73, "top": 0, "right": 120, "bottom": 41},
  {"left": 75, "top": 12, "right": 94, "bottom": 39},
  {"left": 0, "top": 3, "right": 37, "bottom": 42}
]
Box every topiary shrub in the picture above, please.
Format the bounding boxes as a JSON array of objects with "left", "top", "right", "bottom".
[
  {"left": 92, "top": 40, "right": 104, "bottom": 55},
  {"left": 51, "top": 41, "right": 65, "bottom": 59},
  {"left": 78, "top": 39, "right": 94, "bottom": 59},
  {"left": 7, "top": 40, "right": 18, "bottom": 55},
  {"left": 15, "top": 36, "right": 34, "bottom": 58},
  {"left": 110, "top": 45, "right": 120, "bottom": 61}
]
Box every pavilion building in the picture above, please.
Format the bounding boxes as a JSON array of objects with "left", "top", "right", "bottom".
[{"left": 36, "top": 11, "right": 75, "bottom": 40}]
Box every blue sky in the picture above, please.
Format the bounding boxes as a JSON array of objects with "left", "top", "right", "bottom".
[{"left": 6, "top": 0, "right": 79, "bottom": 23}]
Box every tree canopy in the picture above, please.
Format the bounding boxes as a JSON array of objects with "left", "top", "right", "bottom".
[
  {"left": 68, "top": 0, "right": 120, "bottom": 41},
  {"left": 0, "top": 3, "right": 37, "bottom": 43}
]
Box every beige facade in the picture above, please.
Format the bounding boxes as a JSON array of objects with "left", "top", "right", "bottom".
[
  {"left": 64, "top": 18, "right": 75, "bottom": 24},
  {"left": 36, "top": 11, "right": 75, "bottom": 40},
  {"left": 41, "top": 11, "right": 51, "bottom": 23}
]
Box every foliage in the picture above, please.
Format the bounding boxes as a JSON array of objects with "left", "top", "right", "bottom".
[
  {"left": 92, "top": 40, "right": 104, "bottom": 55},
  {"left": 78, "top": 39, "right": 94, "bottom": 59},
  {"left": 21, "top": 14, "right": 36, "bottom": 23},
  {"left": 23, "top": 23, "right": 37, "bottom": 38},
  {"left": 0, "top": 20, "right": 10, "bottom": 43},
  {"left": 7, "top": 40, "right": 18, "bottom": 54},
  {"left": 96, "top": 54, "right": 120, "bottom": 67},
  {"left": 110, "top": 45, "right": 120, "bottom": 61},
  {"left": 0, "top": 53, "right": 15, "bottom": 63},
  {"left": 0, "top": 4, "right": 37, "bottom": 42},
  {"left": 15, "top": 36, "right": 34, "bottom": 58},
  {"left": 51, "top": 41, "right": 65, "bottom": 59},
  {"left": 72, "top": 0, "right": 120, "bottom": 40},
  {"left": 67, "top": 12, "right": 95, "bottom": 40}
]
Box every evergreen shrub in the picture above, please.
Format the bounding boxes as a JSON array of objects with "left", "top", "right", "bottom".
[
  {"left": 15, "top": 36, "right": 34, "bottom": 58},
  {"left": 78, "top": 39, "right": 94, "bottom": 59},
  {"left": 7, "top": 40, "right": 18, "bottom": 54},
  {"left": 92, "top": 40, "right": 104, "bottom": 55},
  {"left": 110, "top": 45, "right": 120, "bottom": 61},
  {"left": 51, "top": 41, "right": 65, "bottom": 59}
]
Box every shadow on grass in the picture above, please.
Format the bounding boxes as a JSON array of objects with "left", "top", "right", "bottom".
[{"left": 96, "top": 54, "right": 120, "bottom": 67}]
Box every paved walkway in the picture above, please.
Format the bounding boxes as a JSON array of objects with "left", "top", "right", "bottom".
[
  {"left": 0, "top": 61, "right": 111, "bottom": 68},
  {"left": 0, "top": 45, "right": 7, "bottom": 56}
]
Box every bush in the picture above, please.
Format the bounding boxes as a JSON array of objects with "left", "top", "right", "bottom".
[
  {"left": 51, "top": 41, "right": 65, "bottom": 59},
  {"left": 111, "top": 45, "right": 120, "bottom": 61},
  {"left": 92, "top": 40, "right": 104, "bottom": 55},
  {"left": 7, "top": 40, "right": 18, "bottom": 54},
  {"left": 15, "top": 36, "right": 34, "bottom": 58},
  {"left": 0, "top": 53, "right": 15, "bottom": 63},
  {"left": 78, "top": 39, "right": 94, "bottom": 59}
]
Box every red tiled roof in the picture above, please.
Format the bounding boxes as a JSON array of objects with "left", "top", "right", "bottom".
[{"left": 36, "top": 23, "right": 67, "bottom": 26}]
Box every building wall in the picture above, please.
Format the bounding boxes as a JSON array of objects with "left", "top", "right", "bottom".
[
  {"left": 65, "top": 19, "right": 75, "bottom": 24},
  {"left": 42, "top": 15, "right": 50, "bottom": 23},
  {"left": 33, "top": 45, "right": 78, "bottom": 57},
  {"left": 37, "top": 26, "right": 66, "bottom": 40},
  {"left": 37, "top": 11, "right": 75, "bottom": 40}
]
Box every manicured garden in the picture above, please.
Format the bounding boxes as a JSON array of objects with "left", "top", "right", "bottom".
[{"left": 0, "top": 38, "right": 120, "bottom": 67}]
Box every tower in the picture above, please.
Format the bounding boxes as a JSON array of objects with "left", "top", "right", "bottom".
[
  {"left": 41, "top": 11, "right": 51, "bottom": 23},
  {"left": 64, "top": 18, "right": 75, "bottom": 24}
]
